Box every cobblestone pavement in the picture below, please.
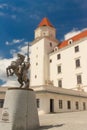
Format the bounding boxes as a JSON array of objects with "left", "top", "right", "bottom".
[{"left": 38, "top": 111, "right": 87, "bottom": 130}]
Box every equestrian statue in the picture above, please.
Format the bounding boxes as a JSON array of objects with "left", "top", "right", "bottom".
[{"left": 6, "top": 43, "right": 30, "bottom": 89}]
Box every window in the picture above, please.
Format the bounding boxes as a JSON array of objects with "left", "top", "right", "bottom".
[
  {"left": 57, "top": 65, "right": 61, "bottom": 74},
  {"left": 50, "top": 59, "right": 52, "bottom": 63},
  {"left": 59, "top": 100, "right": 63, "bottom": 109},
  {"left": 57, "top": 54, "right": 61, "bottom": 60},
  {"left": 77, "top": 74, "right": 82, "bottom": 84},
  {"left": 58, "top": 80, "right": 62, "bottom": 88},
  {"left": 75, "top": 46, "right": 79, "bottom": 53},
  {"left": 36, "top": 62, "right": 38, "bottom": 66},
  {"left": 75, "top": 59, "right": 80, "bottom": 68},
  {"left": 35, "top": 75, "right": 37, "bottom": 79},
  {"left": 67, "top": 101, "right": 71, "bottom": 109},
  {"left": 50, "top": 42, "right": 52, "bottom": 47},
  {"left": 83, "top": 102, "right": 86, "bottom": 110},
  {"left": 75, "top": 101, "right": 79, "bottom": 110},
  {"left": 0, "top": 99, "right": 4, "bottom": 108},
  {"left": 36, "top": 99, "right": 40, "bottom": 108},
  {"left": 68, "top": 39, "right": 73, "bottom": 44},
  {"left": 43, "top": 32, "right": 46, "bottom": 36}
]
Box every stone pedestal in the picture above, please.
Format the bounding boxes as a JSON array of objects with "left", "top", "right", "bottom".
[{"left": 0, "top": 88, "right": 39, "bottom": 130}]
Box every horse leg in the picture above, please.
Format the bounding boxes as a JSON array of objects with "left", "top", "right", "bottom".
[
  {"left": 6, "top": 67, "right": 14, "bottom": 77},
  {"left": 25, "top": 79, "right": 29, "bottom": 89},
  {"left": 6, "top": 68, "right": 9, "bottom": 77},
  {"left": 18, "top": 78, "right": 24, "bottom": 88},
  {"left": 9, "top": 68, "right": 14, "bottom": 76},
  {"left": 6, "top": 68, "right": 8, "bottom": 77}
]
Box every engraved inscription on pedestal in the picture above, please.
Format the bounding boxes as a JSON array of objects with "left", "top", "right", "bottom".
[{"left": 2, "top": 109, "right": 9, "bottom": 122}]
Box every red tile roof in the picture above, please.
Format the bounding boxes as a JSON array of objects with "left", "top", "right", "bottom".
[
  {"left": 58, "top": 30, "right": 87, "bottom": 49},
  {"left": 38, "top": 17, "right": 54, "bottom": 27}
]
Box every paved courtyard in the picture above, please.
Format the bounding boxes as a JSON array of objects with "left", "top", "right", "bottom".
[
  {"left": 0, "top": 110, "right": 87, "bottom": 130},
  {"left": 38, "top": 111, "right": 87, "bottom": 130}
]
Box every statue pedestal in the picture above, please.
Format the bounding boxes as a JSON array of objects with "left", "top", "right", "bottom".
[{"left": 0, "top": 88, "right": 39, "bottom": 130}]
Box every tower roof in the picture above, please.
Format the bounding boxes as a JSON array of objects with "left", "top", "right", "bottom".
[{"left": 38, "top": 17, "right": 54, "bottom": 27}]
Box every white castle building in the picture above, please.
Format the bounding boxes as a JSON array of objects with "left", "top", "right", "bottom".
[
  {"left": 0, "top": 17, "right": 87, "bottom": 115},
  {"left": 30, "top": 17, "right": 87, "bottom": 114},
  {"left": 30, "top": 17, "right": 87, "bottom": 91}
]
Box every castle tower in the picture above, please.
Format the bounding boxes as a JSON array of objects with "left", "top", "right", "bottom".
[
  {"left": 35, "top": 17, "right": 56, "bottom": 39},
  {"left": 30, "top": 17, "right": 59, "bottom": 87}
]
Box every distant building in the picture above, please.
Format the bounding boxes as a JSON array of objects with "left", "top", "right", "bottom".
[{"left": 1, "top": 18, "right": 87, "bottom": 115}]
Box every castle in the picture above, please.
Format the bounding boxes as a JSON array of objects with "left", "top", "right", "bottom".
[
  {"left": 1, "top": 17, "right": 87, "bottom": 115},
  {"left": 30, "top": 17, "right": 87, "bottom": 91},
  {"left": 30, "top": 17, "right": 87, "bottom": 114}
]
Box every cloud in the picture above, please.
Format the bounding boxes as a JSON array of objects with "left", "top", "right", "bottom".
[
  {"left": 64, "top": 28, "right": 87, "bottom": 40},
  {"left": 18, "top": 42, "right": 31, "bottom": 56},
  {"left": 5, "top": 38, "right": 31, "bottom": 57},
  {"left": 2, "top": 79, "right": 19, "bottom": 87},
  {"left": 0, "top": 41, "right": 31, "bottom": 87},
  {"left": 0, "top": 3, "right": 8, "bottom": 9},
  {"left": 0, "top": 57, "right": 2, "bottom": 60},
  {"left": 13, "top": 39, "right": 24, "bottom": 44},
  {"left": 11, "top": 15, "right": 17, "bottom": 19},
  {"left": 19, "top": 46, "right": 28, "bottom": 55},
  {"left": 5, "top": 39, "right": 24, "bottom": 45},
  {"left": 0, "top": 54, "right": 20, "bottom": 87},
  {"left": 0, "top": 11, "right": 8, "bottom": 17},
  {"left": 0, "top": 3, "right": 17, "bottom": 19},
  {"left": 10, "top": 49, "right": 17, "bottom": 57},
  {"left": 0, "top": 11, "right": 17, "bottom": 20},
  {"left": 0, "top": 58, "right": 13, "bottom": 84}
]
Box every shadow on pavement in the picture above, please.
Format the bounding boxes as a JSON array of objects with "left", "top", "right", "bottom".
[{"left": 38, "top": 124, "right": 64, "bottom": 130}]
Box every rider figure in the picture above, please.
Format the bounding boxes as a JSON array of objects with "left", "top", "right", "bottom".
[
  {"left": 16, "top": 53, "right": 25, "bottom": 75},
  {"left": 16, "top": 53, "right": 25, "bottom": 64}
]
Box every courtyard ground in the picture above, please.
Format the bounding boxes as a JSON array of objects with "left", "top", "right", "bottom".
[
  {"left": 38, "top": 111, "right": 87, "bottom": 130},
  {"left": 0, "top": 110, "right": 87, "bottom": 130}
]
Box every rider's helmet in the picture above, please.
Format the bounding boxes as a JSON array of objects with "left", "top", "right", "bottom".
[{"left": 17, "top": 53, "right": 25, "bottom": 61}]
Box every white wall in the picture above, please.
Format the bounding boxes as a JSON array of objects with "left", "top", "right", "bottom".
[
  {"left": 30, "top": 38, "right": 58, "bottom": 87},
  {"left": 36, "top": 92, "right": 87, "bottom": 115},
  {"left": 44, "top": 38, "right": 58, "bottom": 83},
  {"left": 49, "top": 38, "right": 87, "bottom": 91},
  {"left": 30, "top": 39, "right": 44, "bottom": 86}
]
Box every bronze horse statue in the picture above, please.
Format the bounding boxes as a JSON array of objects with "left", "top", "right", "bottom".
[{"left": 6, "top": 53, "right": 30, "bottom": 88}]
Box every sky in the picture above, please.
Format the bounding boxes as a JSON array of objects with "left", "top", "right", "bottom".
[{"left": 0, "top": 0, "right": 87, "bottom": 86}]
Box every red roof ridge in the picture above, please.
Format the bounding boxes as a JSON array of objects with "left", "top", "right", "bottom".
[
  {"left": 38, "top": 17, "right": 54, "bottom": 27},
  {"left": 58, "top": 30, "right": 87, "bottom": 49}
]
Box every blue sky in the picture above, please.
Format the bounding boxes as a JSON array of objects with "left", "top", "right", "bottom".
[{"left": 0, "top": 0, "right": 87, "bottom": 86}]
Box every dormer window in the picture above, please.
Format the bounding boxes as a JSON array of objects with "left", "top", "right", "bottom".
[
  {"left": 54, "top": 47, "right": 58, "bottom": 52},
  {"left": 68, "top": 39, "right": 73, "bottom": 45}
]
